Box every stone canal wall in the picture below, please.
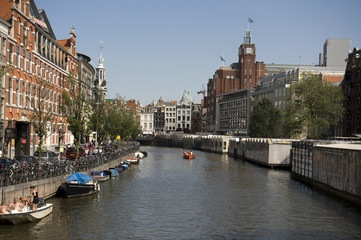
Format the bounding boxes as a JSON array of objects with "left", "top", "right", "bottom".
[
  {"left": 0, "top": 151, "right": 136, "bottom": 206},
  {"left": 228, "top": 138, "right": 292, "bottom": 167},
  {"left": 291, "top": 141, "right": 361, "bottom": 205}
]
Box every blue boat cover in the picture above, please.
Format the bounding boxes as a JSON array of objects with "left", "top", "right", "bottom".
[
  {"left": 109, "top": 169, "right": 119, "bottom": 176},
  {"left": 67, "top": 172, "right": 93, "bottom": 184},
  {"left": 91, "top": 171, "right": 105, "bottom": 176}
]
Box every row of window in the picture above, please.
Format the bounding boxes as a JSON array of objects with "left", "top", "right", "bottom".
[
  {"left": 9, "top": 43, "right": 68, "bottom": 88},
  {"left": 7, "top": 76, "right": 62, "bottom": 114}
]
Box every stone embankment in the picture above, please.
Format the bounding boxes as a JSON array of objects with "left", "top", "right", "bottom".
[{"left": 1, "top": 147, "right": 138, "bottom": 206}]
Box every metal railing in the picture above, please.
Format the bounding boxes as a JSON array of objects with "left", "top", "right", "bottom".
[{"left": 0, "top": 142, "right": 139, "bottom": 187}]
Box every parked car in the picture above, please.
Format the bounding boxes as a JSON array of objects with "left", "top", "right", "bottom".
[
  {"left": 65, "top": 147, "right": 85, "bottom": 160},
  {"left": 0, "top": 157, "right": 13, "bottom": 173},
  {"left": 33, "top": 150, "right": 59, "bottom": 163}
]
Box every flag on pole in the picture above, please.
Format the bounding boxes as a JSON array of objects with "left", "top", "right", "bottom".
[
  {"left": 220, "top": 56, "right": 226, "bottom": 62},
  {"left": 248, "top": 17, "right": 254, "bottom": 23}
]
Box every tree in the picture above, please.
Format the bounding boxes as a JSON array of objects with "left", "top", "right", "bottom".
[
  {"left": 283, "top": 72, "right": 344, "bottom": 139},
  {"left": 62, "top": 71, "right": 91, "bottom": 151},
  {"left": 89, "top": 99, "right": 108, "bottom": 149},
  {"left": 27, "top": 76, "right": 57, "bottom": 162},
  {"left": 249, "top": 98, "right": 282, "bottom": 138}
]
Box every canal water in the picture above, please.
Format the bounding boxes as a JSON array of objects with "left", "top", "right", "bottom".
[{"left": 1, "top": 146, "right": 361, "bottom": 239}]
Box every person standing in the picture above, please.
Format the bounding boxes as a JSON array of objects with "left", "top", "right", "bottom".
[{"left": 29, "top": 186, "right": 39, "bottom": 211}]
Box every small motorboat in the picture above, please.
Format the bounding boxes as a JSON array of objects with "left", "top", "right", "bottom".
[
  {"left": 121, "top": 161, "right": 129, "bottom": 169},
  {"left": 90, "top": 171, "right": 110, "bottom": 182},
  {"left": 0, "top": 203, "right": 53, "bottom": 225},
  {"left": 111, "top": 166, "right": 124, "bottom": 173},
  {"left": 140, "top": 151, "right": 148, "bottom": 157},
  {"left": 183, "top": 151, "right": 195, "bottom": 160},
  {"left": 135, "top": 152, "right": 144, "bottom": 159},
  {"left": 103, "top": 169, "right": 119, "bottom": 177},
  {"left": 57, "top": 172, "right": 100, "bottom": 198},
  {"left": 125, "top": 157, "right": 139, "bottom": 164}
]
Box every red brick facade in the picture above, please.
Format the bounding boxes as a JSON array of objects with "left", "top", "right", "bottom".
[{"left": 0, "top": 0, "right": 78, "bottom": 157}]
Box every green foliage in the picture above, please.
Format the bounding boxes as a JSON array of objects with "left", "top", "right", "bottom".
[
  {"left": 249, "top": 98, "right": 282, "bottom": 138},
  {"left": 62, "top": 71, "right": 91, "bottom": 149},
  {"left": 89, "top": 96, "right": 141, "bottom": 144},
  {"left": 283, "top": 72, "right": 344, "bottom": 139}
]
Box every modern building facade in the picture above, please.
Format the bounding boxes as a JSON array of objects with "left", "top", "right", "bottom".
[
  {"left": 320, "top": 38, "right": 351, "bottom": 68},
  {"left": 215, "top": 88, "right": 253, "bottom": 135}
]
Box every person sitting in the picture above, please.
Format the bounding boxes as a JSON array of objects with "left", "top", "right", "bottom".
[
  {"left": 1, "top": 203, "right": 10, "bottom": 214},
  {"left": 9, "top": 197, "right": 24, "bottom": 212},
  {"left": 20, "top": 197, "right": 30, "bottom": 207}
]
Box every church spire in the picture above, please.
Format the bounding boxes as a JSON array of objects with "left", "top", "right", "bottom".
[{"left": 98, "top": 40, "right": 104, "bottom": 67}]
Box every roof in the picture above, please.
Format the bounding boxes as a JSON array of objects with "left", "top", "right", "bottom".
[
  {"left": 0, "top": 0, "right": 14, "bottom": 22},
  {"left": 57, "top": 39, "right": 70, "bottom": 50}
]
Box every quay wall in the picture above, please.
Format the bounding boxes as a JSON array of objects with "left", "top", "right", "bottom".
[
  {"left": 229, "top": 138, "right": 292, "bottom": 167},
  {"left": 1, "top": 152, "right": 135, "bottom": 206},
  {"left": 291, "top": 141, "right": 361, "bottom": 205}
]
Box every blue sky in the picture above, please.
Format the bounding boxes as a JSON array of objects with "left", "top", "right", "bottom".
[{"left": 35, "top": 0, "right": 361, "bottom": 106}]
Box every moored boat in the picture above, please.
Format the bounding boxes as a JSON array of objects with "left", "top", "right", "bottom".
[
  {"left": 125, "top": 157, "right": 139, "bottom": 164},
  {"left": 103, "top": 169, "right": 119, "bottom": 177},
  {"left": 111, "top": 166, "right": 124, "bottom": 173},
  {"left": 140, "top": 151, "right": 148, "bottom": 157},
  {"left": 135, "top": 152, "right": 144, "bottom": 159},
  {"left": 183, "top": 151, "right": 195, "bottom": 160},
  {"left": 57, "top": 173, "right": 100, "bottom": 198},
  {"left": 0, "top": 203, "right": 53, "bottom": 225},
  {"left": 90, "top": 171, "right": 110, "bottom": 182}
]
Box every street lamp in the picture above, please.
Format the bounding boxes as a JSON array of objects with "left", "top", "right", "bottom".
[{"left": 58, "top": 119, "right": 65, "bottom": 153}]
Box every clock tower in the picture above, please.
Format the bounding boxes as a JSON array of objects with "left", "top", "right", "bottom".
[{"left": 239, "top": 29, "right": 259, "bottom": 89}]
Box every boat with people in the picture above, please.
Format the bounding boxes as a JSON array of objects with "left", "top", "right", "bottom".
[
  {"left": 183, "top": 151, "right": 195, "bottom": 160},
  {"left": 0, "top": 203, "right": 53, "bottom": 225},
  {"left": 56, "top": 172, "right": 100, "bottom": 198},
  {"left": 90, "top": 171, "right": 110, "bottom": 182}
]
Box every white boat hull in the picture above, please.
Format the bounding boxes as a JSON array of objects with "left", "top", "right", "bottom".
[{"left": 0, "top": 203, "right": 53, "bottom": 225}]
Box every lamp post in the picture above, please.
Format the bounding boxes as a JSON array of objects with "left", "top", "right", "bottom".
[{"left": 58, "top": 120, "right": 64, "bottom": 153}]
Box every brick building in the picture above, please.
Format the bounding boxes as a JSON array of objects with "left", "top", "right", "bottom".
[
  {"left": 342, "top": 47, "right": 361, "bottom": 137},
  {"left": 0, "top": 0, "right": 77, "bottom": 157},
  {"left": 206, "top": 28, "right": 265, "bottom": 132}
]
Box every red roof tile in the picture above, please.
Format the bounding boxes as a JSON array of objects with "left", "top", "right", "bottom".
[{"left": 0, "top": 0, "right": 14, "bottom": 22}]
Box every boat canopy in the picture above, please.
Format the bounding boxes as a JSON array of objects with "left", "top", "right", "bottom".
[
  {"left": 67, "top": 172, "right": 93, "bottom": 184},
  {"left": 91, "top": 171, "right": 105, "bottom": 176}
]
